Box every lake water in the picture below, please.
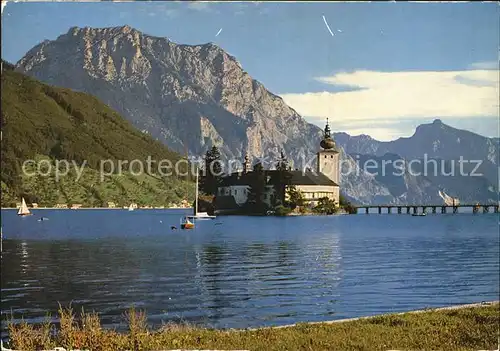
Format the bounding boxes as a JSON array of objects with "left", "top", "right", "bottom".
[{"left": 1, "top": 209, "right": 499, "bottom": 334}]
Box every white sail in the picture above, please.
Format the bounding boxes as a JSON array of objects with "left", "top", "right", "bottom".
[
  {"left": 17, "top": 198, "right": 31, "bottom": 216},
  {"left": 438, "top": 190, "right": 459, "bottom": 206},
  {"left": 195, "top": 167, "right": 199, "bottom": 216},
  {"left": 188, "top": 166, "right": 216, "bottom": 220}
]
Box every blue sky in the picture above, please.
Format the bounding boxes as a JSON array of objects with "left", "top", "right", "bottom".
[{"left": 2, "top": 1, "right": 499, "bottom": 141}]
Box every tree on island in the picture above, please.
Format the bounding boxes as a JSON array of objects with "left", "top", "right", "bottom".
[
  {"left": 200, "top": 146, "right": 222, "bottom": 196},
  {"left": 274, "top": 185, "right": 305, "bottom": 216},
  {"left": 286, "top": 185, "right": 305, "bottom": 210},
  {"left": 314, "top": 197, "right": 337, "bottom": 215},
  {"left": 339, "top": 194, "right": 357, "bottom": 214},
  {"left": 245, "top": 162, "right": 268, "bottom": 214}
]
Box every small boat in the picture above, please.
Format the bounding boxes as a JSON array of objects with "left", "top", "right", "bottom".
[
  {"left": 188, "top": 212, "right": 216, "bottom": 220},
  {"left": 17, "top": 198, "right": 32, "bottom": 217},
  {"left": 180, "top": 216, "right": 194, "bottom": 230},
  {"left": 128, "top": 204, "right": 134, "bottom": 212},
  {"left": 412, "top": 213, "right": 426, "bottom": 217},
  {"left": 438, "top": 190, "right": 460, "bottom": 206}
]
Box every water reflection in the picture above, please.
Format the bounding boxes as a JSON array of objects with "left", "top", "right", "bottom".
[{"left": 20, "top": 241, "right": 29, "bottom": 275}]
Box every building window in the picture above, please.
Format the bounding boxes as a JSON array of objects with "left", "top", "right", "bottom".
[
  {"left": 235, "top": 190, "right": 237, "bottom": 195},
  {"left": 331, "top": 155, "right": 334, "bottom": 158},
  {"left": 324, "top": 155, "right": 327, "bottom": 158}
]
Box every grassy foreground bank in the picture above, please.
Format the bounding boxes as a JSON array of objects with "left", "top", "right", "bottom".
[{"left": 7, "top": 303, "right": 499, "bottom": 351}]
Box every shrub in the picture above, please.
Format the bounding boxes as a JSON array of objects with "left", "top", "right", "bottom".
[
  {"left": 313, "top": 197, "right": 337, "bottom": 215},
  {"left": 274, "top": 205, "right": 292, "bottom": 216}
]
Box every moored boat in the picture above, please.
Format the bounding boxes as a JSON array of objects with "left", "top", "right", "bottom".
[
  {"left": 180, "top": 216, "right": 194, "bottom": 230},
  {"left": 189, "top": 167, "right": 216, "bottom": 220},
  {"left": 17, "top": 198, "right": 32, "bottom": 217}
]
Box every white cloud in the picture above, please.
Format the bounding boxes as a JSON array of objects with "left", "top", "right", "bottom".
[
  {"left": 187, "top": 2, "right": 211, "bottom": 12},
  {"left": 342, "top": 127, "right": 410, "bottom": 141},
  {"left": 280, "top": 69, "right": 499, "bottom": 140},
  {"left": 469, "top": 61, "right": 498, "bottom": 70},
  {"left": 134, "top": 3, "right": 179, "bottom": 18}
]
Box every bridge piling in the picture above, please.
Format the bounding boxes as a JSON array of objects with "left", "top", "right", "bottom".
[{"left": 355, "top": 204, "right": 497, "bottom": 215}]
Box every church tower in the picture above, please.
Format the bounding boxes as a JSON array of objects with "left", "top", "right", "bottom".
[
  {"left": 243, "top": 154, "right": 252, "bottom": 173},
  {"left": 317, "top": 119, "right": 340, "bottom": 185}
]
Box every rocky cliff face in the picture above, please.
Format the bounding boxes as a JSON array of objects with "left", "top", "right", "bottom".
[
  {"left": 15, "top": 25, "right": 499, "bottom": 205},
  {"left": 16, "top": 25, "right": 322, "bottom": 164}
]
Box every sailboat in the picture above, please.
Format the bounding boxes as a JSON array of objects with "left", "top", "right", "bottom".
[
  {"left": 128, "top": 203, "right": 135, "bottom": 212},
  {"left": 438, "top": 190, "right": 460, "bottom": 206},
  {"left": 17, "top": 198, "right": 32, "bottom": 217},
  {"left": 180, "top": 216, "right": 194, "bottom": 230},
  {"left": 187, "top": 168, "right": 216, "bottom": 220}
]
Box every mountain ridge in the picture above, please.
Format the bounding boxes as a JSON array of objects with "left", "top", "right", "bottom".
[{"left": 1, "top": 66, "right": 194, "bottom": 207}]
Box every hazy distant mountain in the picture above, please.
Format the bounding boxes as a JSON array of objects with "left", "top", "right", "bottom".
[
  {"left": 334, "top": 119, "right": 499, "bottom": 200},
  {"left": 352, "top": 153, "right": 498, "bottom": 205},
  {"left": 15, "top": 25, "right": 499, "bottom": 205},
  {"left": 334, "top": 119, "right": 499, "bottom": 166}
]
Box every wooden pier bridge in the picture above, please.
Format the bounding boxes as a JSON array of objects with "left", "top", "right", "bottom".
[{"left": 355, "top": 204, "right": 499, "bottom": 215}]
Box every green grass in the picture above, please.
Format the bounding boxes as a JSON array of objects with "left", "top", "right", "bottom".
[
  {"left": 1, "top": 156, "right": 194, "bottom": 208},
  {"left": 1, "top": 65, "right": 194, "bottom": 207},
  {"left": 7, "top": 303, "right": 499, "bottom": 351}
]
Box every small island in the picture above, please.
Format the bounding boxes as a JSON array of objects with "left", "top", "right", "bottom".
[{"left": 197, "top": 121, "right": 356, "bottom": 216}]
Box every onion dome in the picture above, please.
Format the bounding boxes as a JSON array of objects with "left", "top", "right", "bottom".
[
  {"left": 320, "top": 118, "right": 336, "bottom": 150},
  {"left": 320, "top": 138, "right": 336, "bottom": 150}
]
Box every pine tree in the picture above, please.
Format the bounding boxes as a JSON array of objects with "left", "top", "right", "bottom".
[
  {"left": 272, "top": 151, "right": 292, "bottom": 205},
  {"left": 200, "top": 146, "right": 222, "bottom": 196},
  {"left": 246, "top": 162, "right": 267, "bottom": 213}
]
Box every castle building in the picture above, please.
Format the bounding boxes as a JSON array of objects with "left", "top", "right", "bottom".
[{"left": 215, "top": 120, "right": 340, "bottom": 212}]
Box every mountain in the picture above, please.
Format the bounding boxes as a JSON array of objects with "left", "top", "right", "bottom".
[
  {"left": 334, "top": 119, "right": 499, "bottom": 166},
  {"left": 15, "top": 25, "right": 322, "bottom": 164},
  {"left": 334, "top": 119, "right": 499, "bottom": 197},
  {"left": 14, "top": 25, "right": 392, "bottom": 205},
  {"left": 1, "top": 64, "right": 194, "bottom": 207},
  {"left": 14, "top": 26, "right": 499, "bottom": 205},
  {"left": 351, "top": 153, "right": 497, "bottom": 204}
]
